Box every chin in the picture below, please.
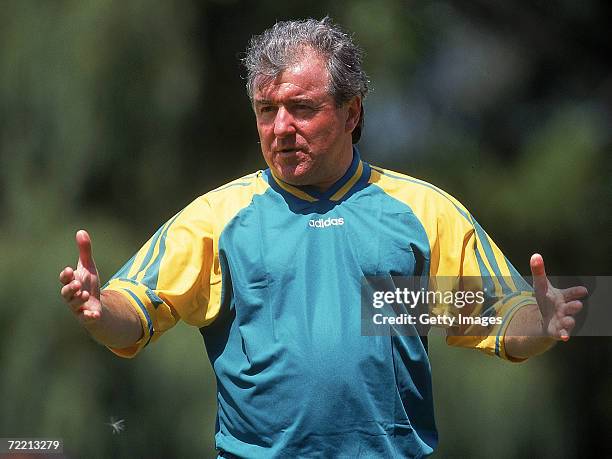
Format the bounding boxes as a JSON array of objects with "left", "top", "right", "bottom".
[
  {"left": 275, "top": 164, "right": 313, "bottom": 185},
  {"left": 278, "top": 173, "right": 308, "bottom": 186}
]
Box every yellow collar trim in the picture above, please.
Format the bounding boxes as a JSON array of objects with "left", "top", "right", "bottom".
[
  {"left": 329, "top": 160, "right": 364, "bottom": 201},
  {"left": 270, "top": 159, "right": 364, "bottom": 202},
  {"left": 270, "top": 175, "right": 319, "bottom": 202}
]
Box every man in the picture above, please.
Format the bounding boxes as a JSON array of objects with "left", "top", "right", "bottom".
[{"left": 59, "top": 18, "right": 587, "bottom": 458}]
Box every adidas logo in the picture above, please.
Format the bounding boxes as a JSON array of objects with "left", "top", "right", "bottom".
[{"left": 308, "top": 217, "right": 345, "bottom": 228}]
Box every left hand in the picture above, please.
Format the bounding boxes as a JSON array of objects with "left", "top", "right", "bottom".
[{"left": 530, "top": 253, "right": 588, "bottom": 341}]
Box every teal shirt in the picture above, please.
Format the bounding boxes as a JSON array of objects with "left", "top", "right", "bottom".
[
  {"left": 105, "top": 149, "right": 533, "bottom": 458},
  {"left": 207, "top": 153, "right": 435, "bottom": 457}
]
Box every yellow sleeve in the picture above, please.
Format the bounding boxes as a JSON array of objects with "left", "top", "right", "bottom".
[
  {"left": 368, "top": 166, "right": 535, "bottom": 361},
  {"left": 431, "top": 194, "right": 536, "bottom": 361},
  {"left": 102, "top": 195, "right": 221, "bottom": 358}
]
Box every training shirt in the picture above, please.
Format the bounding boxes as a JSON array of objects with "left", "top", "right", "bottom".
[{"left": 103, "top": 148, "right": 535, "bottom": 458}]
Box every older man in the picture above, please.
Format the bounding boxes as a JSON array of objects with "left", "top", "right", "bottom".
[{"left": 60, "top": 18, "right": 586, "bottom": 458}]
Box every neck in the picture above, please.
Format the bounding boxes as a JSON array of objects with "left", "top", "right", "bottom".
[{"left": 311, "top": 145, "right": 355, "bottom": 192}]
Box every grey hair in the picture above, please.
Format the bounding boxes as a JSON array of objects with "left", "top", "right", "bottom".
[{"left": 243, "top": 17, "right": 369, "bottom": 143}]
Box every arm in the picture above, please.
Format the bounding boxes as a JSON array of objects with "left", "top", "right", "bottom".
[
  {"left": 504, "top": 253, "right": 587, "bottom": 360},
  {"left": 59, "top": 230, "right": 143, "bottom": 349}
]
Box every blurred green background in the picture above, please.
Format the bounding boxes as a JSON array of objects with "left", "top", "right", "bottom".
[{"left": 1, "top": 1, "right": 610, "bottom": 457}]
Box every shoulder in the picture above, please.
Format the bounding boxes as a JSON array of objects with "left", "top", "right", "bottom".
[
  {"left": 368, "top": 164, "right": 472, "bottom": 223},
  {"left": 207, "top": 171, "right": 267, "bottom": 194},
  {"left": 172, "top": 170, "right": 270, "bottom": 231},
  {"left": 179, "top": 171, "right": 268, "bottom": 208},
  {"left": 205, "top": 170, "right": 270, "bottom": 212}
]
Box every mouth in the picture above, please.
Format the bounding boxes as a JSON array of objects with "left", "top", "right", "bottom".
[{"left": 275, "top": 147, "right": 300, "bottom": 154}]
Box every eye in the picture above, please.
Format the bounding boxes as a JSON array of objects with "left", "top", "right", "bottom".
[
  {"left": 256, "top": 104, "right": 277, "bottom": 117},
  {"left": 293, "top": 104, "right": 317, "bottom": 117},
  {"left": 259, "top": 106, "right": 274, "bottom": 114}
]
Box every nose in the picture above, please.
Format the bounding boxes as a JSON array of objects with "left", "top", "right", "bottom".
[{"left": 273, "top": 106, "right": 296, "bottom": 138}]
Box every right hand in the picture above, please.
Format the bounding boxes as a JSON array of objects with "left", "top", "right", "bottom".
[
  {"left": 59, "top": 230, "right": 102, "bottom": 324},
  {"left": 530, "top": 253, "right": 587, "bottom": 341}
]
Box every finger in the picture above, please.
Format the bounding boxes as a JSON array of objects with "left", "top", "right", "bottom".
[
  {"left": 68, "top": 297, "right": 87, "bottom": 311},
  {"left": 562, "top": 286, "right": 588, "bottom": 302},
  {"left": 557, "top": 314, "right": 577, "bottom": 341},
  {"left": 63, "top": 292, "right": 85, "bottom": 309},
  {"left": 530, "top": 253, "right": 548, "bottom": 296},
  {"left": 559, "top": 300, "right": 583, "bottom": 316},
  {"left": 60, "top": 284, "right": 75, "bottom": 301},
  {"left": 59, "top": 267, "right": 75, "bottom": 285},
  {"left": 560, "top": 316, "right": 576, "bottom": 332},
  {"left": 76, "top": 230, "right": 95, "bottom": 270},
  {"left": 82, "top": 309, "right": 100, "bottom": 320},
  {"left": 559, "top": 331, "right": 570, "bottom": 342},
  {"left": 60, "top": 280, "right": 81, "bottom": 301}
]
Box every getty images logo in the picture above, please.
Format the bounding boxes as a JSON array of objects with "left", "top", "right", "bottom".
[{"left": 308, "top": 217, "right": 345, "bottom": 228}]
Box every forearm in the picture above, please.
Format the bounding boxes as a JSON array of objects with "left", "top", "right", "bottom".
[
  {"left": 504, "top": 304, "right": 556, "bottom": 360},
  {"left": 84, "top": 290, "right": 144, "bottom": 348}
]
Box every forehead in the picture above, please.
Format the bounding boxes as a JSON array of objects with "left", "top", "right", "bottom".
[{"left": 254, "top": 51, "right": 332, "bottom": 102}]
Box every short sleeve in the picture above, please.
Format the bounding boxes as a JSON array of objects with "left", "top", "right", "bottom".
[
  {"left": 431, "top": 197, "right": 536, "bottom": 361},
  {"left": 102, "top": 196, "right": 220, "bottom": 358}
]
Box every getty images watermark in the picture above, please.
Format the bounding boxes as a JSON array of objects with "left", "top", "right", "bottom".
[
  {"left": 361, "top": 276, "right": 611, "bottom": 337},
  {"left": 371, "top": 286, "right": 499, "bottom": 327}
]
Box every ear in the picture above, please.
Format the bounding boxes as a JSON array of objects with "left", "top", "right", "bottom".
[{"left": 344, "top": 96, "right": 362, "bottom": 134}]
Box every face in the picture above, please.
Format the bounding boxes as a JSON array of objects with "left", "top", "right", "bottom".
[{"left": 253, "top": 50, "right": 361, "bottom": 190}]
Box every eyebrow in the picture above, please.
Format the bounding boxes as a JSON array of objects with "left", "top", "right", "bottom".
[
  {"left": 254, "top": 96, "right": 317, "bottom": 106},
  {"left": 253, "top": 99, "right": 273, "bottom": 106}
]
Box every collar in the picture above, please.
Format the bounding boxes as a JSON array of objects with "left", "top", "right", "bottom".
[{"left": 265, "top": 147, "right": 369, "bottom": 203}]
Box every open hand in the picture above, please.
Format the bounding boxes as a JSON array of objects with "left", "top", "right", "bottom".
[
  {"left": 59, "top": 230, "right": 102, "bottom": 324},
  {"left": 530, "top": 253, "right": 587, "bottom": 341}
]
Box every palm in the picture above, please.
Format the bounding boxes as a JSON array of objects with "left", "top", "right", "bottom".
[
  {"left": 60, "top": 230, "right": 102, "bottom": 323},
  {"left": 75, "top": 252, "right": 101, "bottom": 313}
]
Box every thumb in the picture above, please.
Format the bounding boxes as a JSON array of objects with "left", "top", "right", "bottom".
[
  {"left": 76, "top": 229, "right": 96, "bottom": 271},
  {"left": 530, "top": 253, "right": 548, "bottom": 298}
]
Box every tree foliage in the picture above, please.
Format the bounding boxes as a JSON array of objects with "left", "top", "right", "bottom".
[{"left": 1, "top": 1, "right": 610, "bottom": 457}]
